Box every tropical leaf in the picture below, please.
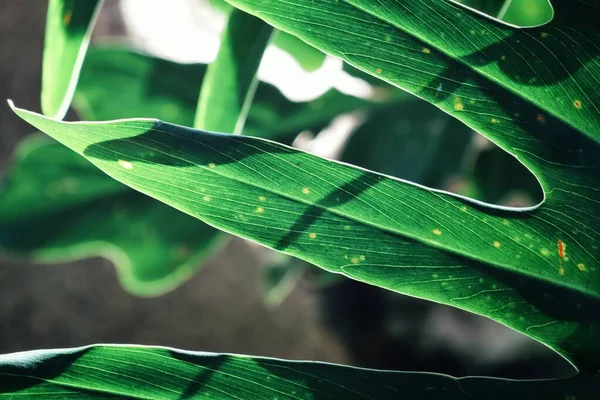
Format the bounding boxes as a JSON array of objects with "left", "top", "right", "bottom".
[
  {"left": 194, "top": 9, "right": 273, "bottom": 133},
  {"left": 0, "top": 345, "right": 597, "bottom": 399},
  {"left": 41, "top": 0, "right": 103, "bottom": 119},
  {"left": 10, "top": 99, "right": 599, "bottom": 370},
  {"left": 221, "top": 0, "right": 600, "bottom": 370},
  {"left": 0, "top": 46, "right": 377, "bottom": 296}
]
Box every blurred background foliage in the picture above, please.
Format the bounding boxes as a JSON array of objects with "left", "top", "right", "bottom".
[{"left": 0, "top": 0, "right": 570, "bottom": 379}]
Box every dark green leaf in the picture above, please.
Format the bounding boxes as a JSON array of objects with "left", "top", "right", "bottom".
[
  {"left": 10, "top": 103, "right": 599, "bottom": 370},
  {"left": 223, "top": 0, "right": 600, "bottom": 370},
  {"left": 0, "top": 345, "right": 597, "bottom": 399}
]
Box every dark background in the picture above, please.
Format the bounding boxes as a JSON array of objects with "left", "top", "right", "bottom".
[{"left": 0, "top": 0, "right": 573, "bottom": 380}]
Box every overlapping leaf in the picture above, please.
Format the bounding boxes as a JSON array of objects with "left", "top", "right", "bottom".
[
  {"left": 221, "top": 0, "right": 600, "bottom": 369},
  {"left": 41, "top": 0, "right": 103, "bottom": 119},
  {"left": 10, "top": 98, "right": 599, "bottom": 370},
  {"left": 0, "top": 135, "right": 225, "bottom": 296},
  {"left": 6, "top": 0, "right": 600, "bottom": 383},
  {"left": 1, "top": 345, "right": 597, "bottom": 399},
  {"left": 0, "top": 46, "right": 376, "bottom": 295}
]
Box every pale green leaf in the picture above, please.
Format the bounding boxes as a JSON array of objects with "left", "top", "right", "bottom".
[
  {"left": 194, "top": 9, "right": 273, "bottom": 133},
  {"left": 41, "top": 0, "right": 103, "bottom": 119}
]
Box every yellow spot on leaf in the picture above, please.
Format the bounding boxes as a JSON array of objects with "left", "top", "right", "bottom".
[
  {"left": 118, "top": 160, "right": 133, "bottom": 170},
  {"left": 302, "top": 188, "right": 310, "bottom": 194},
  {"left": 558, "top": 266, "right": 565, "bottom": 276},
  {"left": 422, "top": 47, "right": 431, "bottom": 54},
  {"left": 460, "top": 206, "right": 467, "bottom": 212},
  {"left": 376, "top": 68, "right": 382, "bottom": 74},
  {"left": 63, "top": 11, "right": 72, "bottom": 24},
  {"left": 541, "top": 32, "right": 549, "bottom": 38},
  {"left": 491, "top": 118, "right": 499, "bottom": 123},
  {"left": 309, "top": 232, "right": 317, "bottom": 239},
  {"left": 258, "top": 196, "right": 266, "bottom": 202},
  {"left": 208, "top": 163, "right": 216, "bottom": 168},
  {"left": 578, "top": 263, "right": 586, "bottom": 271},
  {"left": 203, "top": 195, "right": 211, "bottom": 202},
  {"left": 351, "top": 257, "right": 359, "bottom": 264},
  {"left": 256, "top": 207, "right": 264, "bottom": 213},
  {"left": 433, "top": 229, "right": 442, "bottom": 236},
  {"left": 541, "top": 248, "right": 550, "bottom": 256},
  {"left": 574, "top": 100, "right": 582, "bottom": 108},
  {"left": 502, "top": 219, "right": 509, "bottom": 226},
  {"left": 454, "top": 102, "right": 464, "bottom": 111},
  {"left": 359, "top": 255, "right": 366, "bottom": 261},
  {"left": 500, "top": 55, "right": 506, "bottom": 61},
  {"left": 493, "top": 241, "right": 501, "bottom": 248}
]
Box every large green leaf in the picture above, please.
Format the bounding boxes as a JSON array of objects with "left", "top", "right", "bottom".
[
  {"left": 194, "top": 9, "right": 273, "bottom": 133},
  {"left": 41, "top": 0, "right": 103, "bottom": 119},
  {"left": 221, "top": 0, "right": 600, "bottom": 369},
  {"left": 1, "top": 46, "right": 376, "bottom": 296},
  {"left": 0, "top": 134, "right": 225, "bottom": 296},
  {"left": 10, "top": 100, "right": 599, "bottom": 370},
  {"left": 0, "top": 345, "right": 597, "bottom": 399}
]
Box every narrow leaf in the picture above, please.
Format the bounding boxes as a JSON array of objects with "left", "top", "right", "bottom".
[
  {"left": 223, "top": 0, "right": 600, "bottom": 369},
  {"left": 194, "top": 9, "right": 273, "bottom": 133},
  {"left": 0, "top": 345, "right": 597, "bottom": 399},
  {"left": 10, "top": 104, "right": 600, "bottom": 370},
  {"left": 42, "top": 0, "right": 103, "bottom": 119},
  {"left": 1, "top": 46, "right": 376, "bottom": 296}
]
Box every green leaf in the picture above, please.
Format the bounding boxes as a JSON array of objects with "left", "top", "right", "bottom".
[
  {"left": 0, "top": 134, "right": 225, "bottom": 296},
  {"left": 41, "top": 0, "right": 103, "bottom": 119},
  {"left": 194, "top": 9, "right": 273, "bottom": 133},
  {"left": 206, "top": 0, "right": 326, "bottom": 72},
  {"left": 1, "top": 46, "right": 377, "bottom": 296},
  {"left": 74, "top": 46, "right": 373, "bottom": 142},
  {"left": 453, "top": 0, "right": 553, "bottom": 27},
  {"left": 10, "top": 101, "right": 600, "bottom": 370},
  {"left": 222, "top": 0, "right": 600, "bottom": 369},
  {"left": 1, "top": 345, "right": 598, "bottom": 399},
  {"left": 226, "top": 0, "right": 599, "bottom": 140},
  {"left": 271, "top": 30, "right": 327, "bottom": 72}
]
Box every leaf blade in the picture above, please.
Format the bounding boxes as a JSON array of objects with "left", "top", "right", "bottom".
[
  {"left": 194, "top": 9, "right": 273, "bottom": 133},
  {"left": 10, "top": 105, "right": 600, "bottom": 369},
  {"left": 42, "top": 0, "right": 103, "bottom": 119},
  {"left": 0, "top": 345, "right": 597, "bottom": 399}
]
